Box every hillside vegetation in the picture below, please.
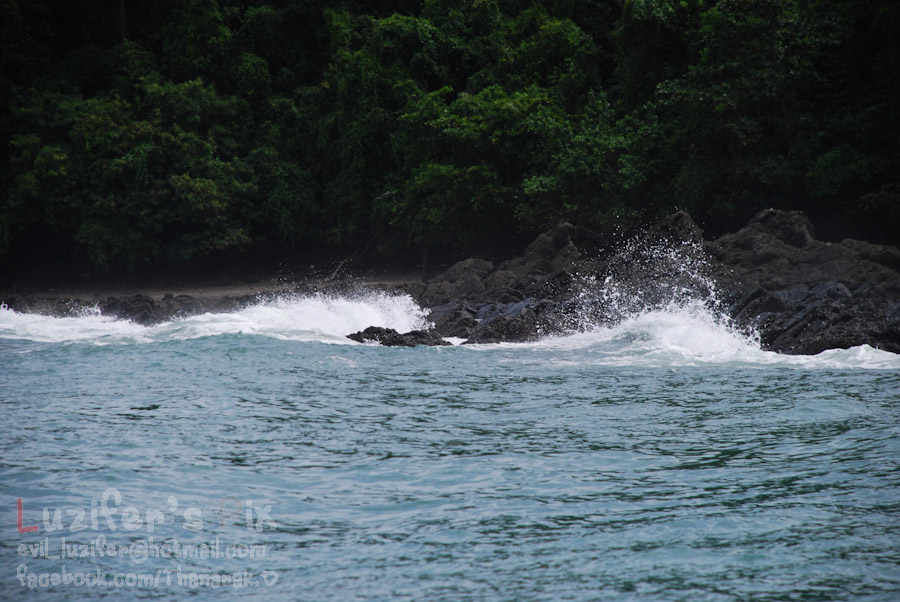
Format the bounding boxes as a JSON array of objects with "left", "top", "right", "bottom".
[{"left": 2, "top": 0, "right": 898, "bottom": 273}]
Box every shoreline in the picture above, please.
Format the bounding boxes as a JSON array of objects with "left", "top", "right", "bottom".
[{"left": 3, "top": 209, "right": 900, "bottom": 355}]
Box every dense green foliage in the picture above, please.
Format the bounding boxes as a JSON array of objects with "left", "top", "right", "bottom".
[{"left": 2, "top": 0, "right": 898, "bottom": 272}]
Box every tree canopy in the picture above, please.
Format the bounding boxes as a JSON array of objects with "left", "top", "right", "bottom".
[{"left": 2, "top": 0, "right": 898, "bottom": 274}]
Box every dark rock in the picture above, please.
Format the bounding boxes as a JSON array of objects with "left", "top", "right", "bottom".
[
  {"left": 442, "top": 258, "right": 494, "bottom": 282},
  {"left": 746, "top": 208, "right": 817, "bottom": 248},
  {"left": 405, "top": 208, "right": 900, "bottom": 353},
  {"left": 484, "top": 270, "right": 516, "bottom": 291},
  {"left": 884, "top": 315, "right": 900, "bottom": 349},
  {"left": 709, "top": 209, "right": 900, "bottom": 353},
  {"left": 474, "top": 298, "right": 533, "bottom": 323},
  {"left": 522, "top": 222, "right": 578, "bottom": 262},
  {"left": 429, "top": 304, "right": 478, "bottom": 338},
  {"left": 552, "top": 240, "right": 581, "bottom": 271},
  {"left": 464, "top": 315, "right": 540, "bottom": 344},
  {"left": 346, "top": 326, "right": 450, "bottom": 347},
  {"left": 453, "top": 274, "right": 486, "bottom": 298},
  {"left": 463, "top": 298, "right": 557, "bottom": 344},
  {"left": 9, "top": 208, "right": 896, "bottom": 356},
  {"left": 93, "top": 293, "right": 212, "bottom": 325},
  {"left": 841, "top": 239, "right": 900, "bottom": 272},
  {"left": 159, "top": 294, "right": 205, "bottom": 319},
  {"left": 644, "top": 210, "right": 704, "bottom": 245},
  {"left": 887, "top": 302, "right": 900, "bottom": 321},
  {"left": 809, "top": 281, "right": 851, "bottom": 300},
  {"left": 403, "top": 281, "right": 426, "bottom": 301},
  {"left": 500, "top": 222, "right": 578, "bottom": 277},
  {"left": 413, "top": 258, "right": 494, "bottom": 306},
  {"left": 100, "top": 294, "right": 158, "bottom": 325}
]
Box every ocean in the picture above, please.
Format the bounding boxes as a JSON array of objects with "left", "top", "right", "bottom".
[{"left": 1, "top": 291, "right": 899, "bottom": 600}]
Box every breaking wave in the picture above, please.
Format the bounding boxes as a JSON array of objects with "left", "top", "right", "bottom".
[
  {"left": 2, "top": 236, "right": 898, "bottom": 369},
  {"left": 0, "top": 291, "right": 429, "bottom": 345}
]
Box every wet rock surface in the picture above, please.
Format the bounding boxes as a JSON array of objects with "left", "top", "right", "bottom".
[
  {"left": 397, "top": 209, "right": 900, "bottom": 353},
  {"left": 3, "top": 209, "right": 898, "bottom": 354},
  {"left": 705, "top": 210, "right": 900, "bottom": 354},
  {"left": 346, "top": 326, "right": 450, "bottom": 347}
]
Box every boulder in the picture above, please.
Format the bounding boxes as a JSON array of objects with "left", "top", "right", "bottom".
[
  {"left": 100, "top": 294, "right": 158, "bottom": 325},
  {"left": 643, "top": 210, "right": 704, "bottom": 245},
  {"left": 429, "top": 303, "right": 479, "bottom": 338},
  {"left": 346, "top": 326, "right": 450, "bottom": 347},
  {"left": 708, "top": 209, "right": 900, "bottom": 353},
  {"left": 464, "top": 315, "right": 540, "bottom": 344}
]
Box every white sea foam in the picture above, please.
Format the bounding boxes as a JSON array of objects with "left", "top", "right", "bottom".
[
  {"left": 496, "top": 235, "right": 900, "bottom": 369},
  {"left": 0, "top": 305, "right": 146, "bottom": 344},
  {"left": 514, "top": 300, "right": 900, "bottom": 369},
  {"left": 2, "top": 294, "right": 897, "bottom": 368},
  {"left": 2, "top": 278, "right": 898, "bottom": 369},
  {"left": 0, "top": 291, "right": 430, "bottom": 345}
]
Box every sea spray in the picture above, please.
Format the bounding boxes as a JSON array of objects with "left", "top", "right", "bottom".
[
  {"left": 0, "top": 290, "right": 429, "bottom": 345},
  {"left": 549, "top": 232, "right": 745, "bottom": 336},
  {"left": 496, "top": 233, "right": 779, "bottom": 365},
  {"left": 3, "top": 236, "right": 899, "bottom": 369},
  {"left": 514, "top": 240, "right": 900, "bottom": 367}
]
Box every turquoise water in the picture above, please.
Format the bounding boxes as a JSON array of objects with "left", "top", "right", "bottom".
[{"left": 1, "top": 295, "right": 899, "bottom": 600}]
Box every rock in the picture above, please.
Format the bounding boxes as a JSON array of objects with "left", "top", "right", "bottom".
[
  {"left": 441, "top": 258, "right": 494, "bottom": 282},
  {"left": 644, "top": 210, "right": 704, "bottom": 245},
  {"left": 746, "top": 208, "right": 817, "bottom": 248},
  {"left": 346, "top": 326, "right": 450, "bottom": 347},
  {"left": 522, "top": 222, "right": 578, "bottom": 262},
  {"left": 413, "top": 258, "right": 494, "bottom": 306},
  {"left": 9, "top": 209, "right": 897, "bottom": 356},
  {"left": 552, "top": 240, "right": 581, "bottom": 271},
  {"left": 399, "top": 208, "right": 900, "bottom": 353},
  {"left": 429, "top": 303, "right": 478, "bottom": 338},
  {"left": 463, "top": 298, "right": 557, "bottom": 344},
  {"left": 464, "top": 315, "right": 540, "bottom": 344},
  {"left": 708, "top": 209, "right": 900, "bottom": 353},
  {"left": 484, "top": 270, "right": 517, "bottom": 291},
  {"left": 810, "top": 281, "right": 852, "bottom": 300},
  {"left": 94, "top": 293, "right": 217, "bottom": 325},
  {"left": 500, "top": 222, "right": 578, "bottom": 277},
  {"left": 841, "top": 239, "right": 900, "bottom": 272},
  {"left": 100, "top": 294, "right": 158, "bottom": 325},
  {"left": 159, "top": 294, "right": 204, "bottom": 319}
]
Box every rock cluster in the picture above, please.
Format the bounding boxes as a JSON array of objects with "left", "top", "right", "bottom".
[
  {"left": 5, "top": 209, "right": 899, "bottom": 354},
  {"left": 354, "top": 209, "right": 900, "bottom": 353},
  {"left": 706, "top": 210, "right": 900, "bottom": 354}
]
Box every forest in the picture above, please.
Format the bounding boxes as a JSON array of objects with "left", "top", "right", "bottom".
[{"left": 1, "top": 0, "right": 898, "bottom": 275}]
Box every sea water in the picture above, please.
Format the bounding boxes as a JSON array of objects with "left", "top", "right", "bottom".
[{"left": 1, "top": 290, "right": 899, "bottom": 600}]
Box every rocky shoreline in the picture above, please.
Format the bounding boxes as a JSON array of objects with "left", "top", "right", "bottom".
[
  {"left": 357, "top": 208, "right": 900, "bottom": 354},
  {"left": 3, "top": 209, "right": 899, "bottom": 355}
]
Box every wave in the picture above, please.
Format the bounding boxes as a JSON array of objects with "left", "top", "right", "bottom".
[
  {"left": 0, "top": 291, "right": 429, "bottom": 345},
  {"left": 2, "top": 291, "right": 898, "bottom": 369},
  {"left": 513, "top": 300, "right": 900, "bottom": 369}
]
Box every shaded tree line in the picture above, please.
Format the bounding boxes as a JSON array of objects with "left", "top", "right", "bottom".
[{"left": 2, "top": 0, "right": 898, "bottom": 273}]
